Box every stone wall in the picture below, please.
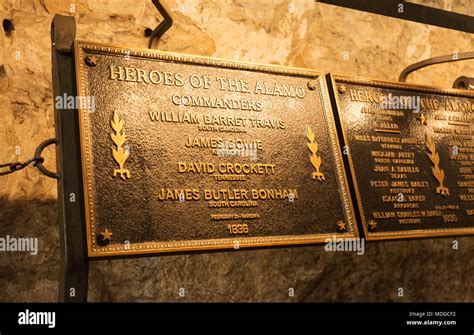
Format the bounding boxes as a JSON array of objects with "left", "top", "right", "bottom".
[{"left": 0, "top": 0, "right": 472, "bottom": 302}]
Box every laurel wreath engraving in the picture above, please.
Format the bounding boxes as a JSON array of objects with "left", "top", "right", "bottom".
[
  {"left": 426, "top": 134, "right": 449, "bottom": 197},
  {"left": 307, "top": 126, "right": 325, "bottom": 182},
  {"left": 111, "top": 111, "right": 131, "bottom": 180}
]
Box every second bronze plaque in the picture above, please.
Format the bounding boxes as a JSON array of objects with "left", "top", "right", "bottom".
[{"left": 330, "top": 75, "right": 474, "bottom": 240}]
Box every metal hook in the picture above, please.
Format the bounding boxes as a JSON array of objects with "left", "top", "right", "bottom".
[
  {"left": 452, "top": 76, "right": 474, "bottom": 90},
  {"left": 148, "top": 0, "right": 173, "bottom": 49},
  {"left": 34, "top": 138, "right": 59, "bottom": 179},
  {"left": 399, "top": 51, "right": 474, "bottom": 83}
]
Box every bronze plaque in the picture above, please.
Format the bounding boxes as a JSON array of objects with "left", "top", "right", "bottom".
[
  {"left": 75, "top": 41, "right": 357, "bottom": 257},
  {"left": 330, "top": 75, "right": 474, "bottom": 240}
]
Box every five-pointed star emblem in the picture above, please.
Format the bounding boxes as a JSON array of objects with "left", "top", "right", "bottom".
[
  {"left": 86, "top": 55, "right": 98, "bottom": 66},
  {"left": 417, "top": 113, "right": 427, "bottom": 125},
  {"left": 338, "top": 84, "right": 347, "bottom": 93},
  {"left": 368, "top": 220, "right": 377, "bottom": 231},
  {"left": 100, "top": 228, "right": 113, "bottom": 241},
  {"left": 337, "top": 221, "right": 347, "bottom": 232}
]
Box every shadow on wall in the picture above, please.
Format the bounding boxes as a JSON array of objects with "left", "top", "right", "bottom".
[{"left": 0, "top": 198, "right": 59, "bottom": 302}]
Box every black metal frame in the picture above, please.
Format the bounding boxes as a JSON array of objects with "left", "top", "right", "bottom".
[
  {"left": 148, "top": 0, "right": 173, "bottom": 48},
  {"left": 52, "top": 0, "right": 174, "bottom": 302},
  {"left": 317, "top": 0, "right": 474, "bottom": 33},
  {"left": 318, "top": 0, "right": 473, "bottom": 88},
  {"left": 399, "top": 52, "right": 474, "bottom": 82},
  {"left": 52, "top": 15, "right": 89, "bottom": 302},
  {"left": 51, "top": 0, "right": 471, "bottom": 303}
]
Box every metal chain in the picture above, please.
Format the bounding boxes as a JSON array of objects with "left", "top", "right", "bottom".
[
  {"left": 0, "top": 157, "right": 45, "bottom": 176},
  {"left": 0, "top": 138, "right": 58, "bottom": 178}
]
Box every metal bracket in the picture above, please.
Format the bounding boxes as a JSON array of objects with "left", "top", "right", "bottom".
[
  {"left": 51, "top": 15, "right": 76, "bottom": 53},
  {"left": 48, "top": 0, "right": 172, "bottom": 303},
  {"left": 317, "top": 0, "right": 474, "bottom": 33},
  {"left": 148, "top": 0, "right": 173, "bottom": 48},
  {"left": 52, "top": 14, "right": 89, "bottom": 302},
  {"left": 398, "top": 51, "right": 474, "bottom": 83}
]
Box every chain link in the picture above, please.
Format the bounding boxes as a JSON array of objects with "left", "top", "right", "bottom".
[
  {"left": 0, "top": 139, "right": 58, "bottom": 178},
  {"left": 0, "top": 157, "right": 45, "bottom": 176}
]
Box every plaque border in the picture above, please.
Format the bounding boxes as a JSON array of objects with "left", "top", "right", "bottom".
[
  {"left": 74, "top": 40, "right": 358, "bottom": 257},
  {"left": 330, "top": 74, "right": 474, "bottom": 241}
]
